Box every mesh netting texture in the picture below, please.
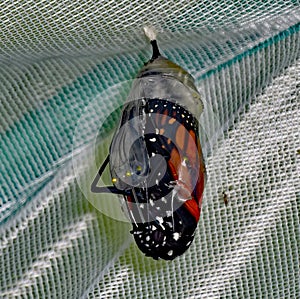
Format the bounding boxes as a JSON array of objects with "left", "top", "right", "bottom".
[{"left": 0, "top": 1, "right": 300, "bottom": 298}]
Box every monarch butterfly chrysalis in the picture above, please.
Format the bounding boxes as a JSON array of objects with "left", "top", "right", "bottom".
[{"left": 91, "top": 27, "right": 206, "bottom": 260}]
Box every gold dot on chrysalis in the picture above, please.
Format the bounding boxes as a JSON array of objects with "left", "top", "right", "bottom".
[
  {"left": 112, "top": 178, "right": 117, "bottom": 183},
  {"left": 125, "top": 171, "right": 131, "bottom": 177},
  {"left": 136, "top": 165, "right": 142, "bottom": 171},
  {"left": 168, "top": 118, "right": 176, "bottom": 125}
]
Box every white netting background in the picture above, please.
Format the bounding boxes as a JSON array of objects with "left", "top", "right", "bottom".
[{"left": 0, "top": 1, "right": 299, "bottom": 298}]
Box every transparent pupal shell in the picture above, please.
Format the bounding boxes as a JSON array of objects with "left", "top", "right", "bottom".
[
  {"left": 129, "top": 56, "right": 204, "bottom": 119},
  {"left": 109, "top": 99, "right": 150, "bottom": 191},
  {"left": 109, "top": 55, "right": 204, "bottom": 192}
]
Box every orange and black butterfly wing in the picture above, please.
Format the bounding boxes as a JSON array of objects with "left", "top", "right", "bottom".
[{"left": 126, "top": 98, "right": 206, "bottom": 260}]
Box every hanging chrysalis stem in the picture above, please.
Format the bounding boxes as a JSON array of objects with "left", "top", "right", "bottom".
[
  {"left": 144, "top": 26, "right": 161, "bottom": 61},
  {"left": 150, "top": 40, "right": 160, "bottom": 60}
]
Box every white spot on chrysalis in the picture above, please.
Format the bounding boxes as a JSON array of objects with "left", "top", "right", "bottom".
[
  {"left": 166, "top": 222, "right": 173, "bottom": 228},
  {"left": 173, "top": 232, "right": 180, "bottom": 241},
  {"left": 146, "top": 236, "right": 150, "bottom": 241},
  {"left": 156, "top": 216, "right": 163, "bottom": 223},
  {"left": 150, "top": 137, "right": 156, "bottom": 142},
  {"left": 167, "top": 250, "right": 173, "bottom": 256}
]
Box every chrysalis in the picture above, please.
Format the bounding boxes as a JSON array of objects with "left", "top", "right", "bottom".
[{"left": 92, "top": 27, "right": 206, "bottom": 260}]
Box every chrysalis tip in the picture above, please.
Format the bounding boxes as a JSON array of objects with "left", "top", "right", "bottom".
[
  {"left": 144, "top": 26, "right": 160, "bottom": 60},
  {"left": 143, "top": 26, "right": 157, "bottom": 42}
]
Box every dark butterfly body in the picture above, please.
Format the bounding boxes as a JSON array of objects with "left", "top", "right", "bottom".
[{"left": 91, "top": 33, "right": 206, "bottom": 260}]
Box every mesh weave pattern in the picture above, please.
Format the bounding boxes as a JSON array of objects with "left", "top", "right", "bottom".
[{"left": 0, "top": 1, "right": 299, "bottom": 298}]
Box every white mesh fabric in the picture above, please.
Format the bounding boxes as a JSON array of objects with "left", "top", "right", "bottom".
[{"left": 0, "top": 1, "right": 299, "bottom": 298}]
